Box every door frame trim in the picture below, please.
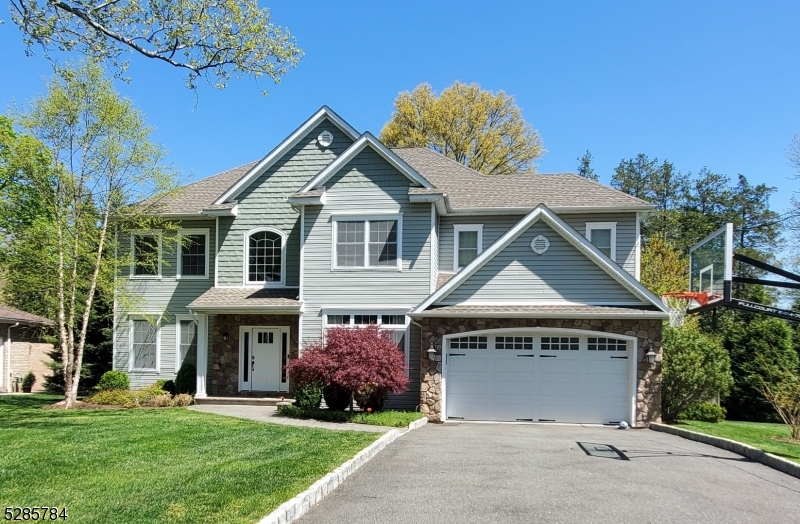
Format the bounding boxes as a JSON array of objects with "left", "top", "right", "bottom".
[
  {"left": 238, "top": 325, "right": 291, "bottom": 393},
  {"left": 440, "top": 327, "right": 637, "bottom": 424}
]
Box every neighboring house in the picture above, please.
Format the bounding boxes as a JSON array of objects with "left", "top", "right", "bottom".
[
  {"left": 114, "top": 107, "right": 669, "bottom": 426},
  {"left": 0, "top": 304, "right": 54, "bottom": 392}
]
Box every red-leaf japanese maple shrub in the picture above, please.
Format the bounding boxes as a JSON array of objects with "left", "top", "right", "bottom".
[{"left": 287, "top": 325, "right": 409, "bottom": 412}]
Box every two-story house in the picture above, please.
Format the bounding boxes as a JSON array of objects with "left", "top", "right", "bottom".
[{"left": 114, "top": 107, "right": 669, "bottom": 426}]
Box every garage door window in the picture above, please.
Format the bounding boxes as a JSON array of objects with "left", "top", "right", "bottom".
[
  {"left": 449, "top": 336, "right": 488, "bottom": 350},
  {"left": 540, "top": 337, "right": 579, "bottom": 351},
  {"left": 588, "top": 337, "right": 628, "bottom": 351},
  {"left": 495, "top": 336, "right": 534, "bottom": 350}
]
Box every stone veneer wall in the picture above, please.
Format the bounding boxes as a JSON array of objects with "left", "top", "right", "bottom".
[
  {"left": 418, "top": 317, "right": 662, "bottom": 427},
  {"left": 210, "top": 314, "right": 299, "bottom": 395}
]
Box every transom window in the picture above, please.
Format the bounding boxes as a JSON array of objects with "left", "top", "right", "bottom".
[
  {"left": 454, "top": 225, "right": 483, "bottom": 270},
  {"left": 541, "top": 337, "right": 579, "bottom": 351},
  {"left": 131, "top": 319, "right": 158, "bottom": 370},
  {"left": 495, "top": 336, "right": 534, "bottom": 350},
  {"left": 246, "top": 228, "right": 284, "bottom": 285},
  {"left": 323, "top": 312, "right": 409, "bottom": 371},
  {"left": 586, "top": 222, "right": 617, "bottom": 260},
  {"left": 131, "top": 232, "right": 161, "bottom": 277},
  {"left": 179, "top": 230, "right": 208, "bottom": 278},
  {"left": 333, "top": 217, "right": 401, "bottom": 269},
  {"left": 588, "top": 337, "right": 628, "bottom": 351},
  {"left": 449, "top": 336, "right": 488, "bottom": 350}
]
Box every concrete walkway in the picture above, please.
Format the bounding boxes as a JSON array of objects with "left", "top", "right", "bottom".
[{"left": 188, "top": 404, "right": 392, "bottom": 433}]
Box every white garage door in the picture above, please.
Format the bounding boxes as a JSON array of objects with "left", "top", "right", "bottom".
[{"left": 445, "top": 333, "right": 631, "bottom": 424}]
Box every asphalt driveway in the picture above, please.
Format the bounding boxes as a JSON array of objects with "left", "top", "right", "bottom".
[{"left": 298, "top": 422, "right": 800, "bottom": 524}]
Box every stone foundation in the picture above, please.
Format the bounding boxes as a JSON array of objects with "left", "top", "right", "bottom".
[
  {"left": 209, "top": 314, "right": 299, "bottom": 395},
  {"left": 418, "top": 317, "right": 662, "bottom": 427}
]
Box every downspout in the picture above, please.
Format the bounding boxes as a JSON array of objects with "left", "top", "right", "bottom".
[{"left": 6, "top": 322, "right": 19, "bottom": 392}]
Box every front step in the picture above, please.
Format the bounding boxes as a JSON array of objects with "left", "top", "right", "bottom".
[{"left": 194, "top": 396, "right": 294, "bottom": 407}]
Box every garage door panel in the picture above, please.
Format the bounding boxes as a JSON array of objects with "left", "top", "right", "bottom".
[
  {"left": 493, "top": 354, "right": 535, "bottom": 373},
  {"left": 448, "top": 376, "right": 491, "bottom": 396},
  {"left": 449, "top": 355, "right": 490, "bottom": 373},
  {"left": 537, "top": 358, "right": 581, "bottom": 375}
]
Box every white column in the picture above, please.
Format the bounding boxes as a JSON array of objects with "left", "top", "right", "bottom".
[
  {"left": 0, "top": 332, "right": 5, "bottom": 393},
  {"left": 195, "top": 314, "right": 208, "bottom": 398}
]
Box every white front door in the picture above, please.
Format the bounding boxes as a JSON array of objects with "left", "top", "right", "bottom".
[{"left": 251, "top": 329, "right": 281, "bottom": 391}]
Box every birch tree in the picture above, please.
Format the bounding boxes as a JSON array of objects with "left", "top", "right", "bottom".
[
  {"left": 9, "top": 0, "right": 302, "bottom": 91},
  {"left": 15, "top": 62, "right": 178, "bottom": 407}
]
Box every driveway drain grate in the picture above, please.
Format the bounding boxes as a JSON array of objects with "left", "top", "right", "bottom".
[{"left": 577, "top": 442, "right": 630, "bottom": 460}]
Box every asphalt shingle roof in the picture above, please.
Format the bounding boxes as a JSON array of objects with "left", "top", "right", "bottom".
[
  {"left": 411, "top": 305, "right": 666, "bottom": 318},
  {"left": 152, "top": 162, "right": 256, "bottom": 215},
  {"left": 392, "top": 148, "right": 654, "bottom": 211},
  {"left": 188, "top": 287, "right": 301, "bottom": 310},
  {"left": 0, "top": 305, "right": 54, "bottom": 325}
]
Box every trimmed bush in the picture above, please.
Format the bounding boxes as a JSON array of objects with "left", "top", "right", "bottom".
[
  {"left": 277, "top": 404, "right": 351, "bottom": 423},
  {"left": 323, "top": 385, "right": 350, "bottom": 411},
  {"left": 354, "top": 382, "right": 388, "bottom": 412},
  {"left": 175, "top": 362, "right": 196, "bottom": 395},
  {"left": 173, "top": 394, "right": 194, "bottom": 407},
  {"left": 162, "top": 380, "right": 176, "bottom": 396},
  {"left": 679, "top": 402, "right": 726, "bottom": 423},
  {"left": 294, "top": 381, "right": 323, "bottom": 411},
  {"left": 91, "top": 389, "right": 133, "bottom": 406},
  {"left": 22, "top": 372, "right": 36, "bottom": 393},
  {"left": 96, "top": 371, "right": 130, "bottom": 392}
]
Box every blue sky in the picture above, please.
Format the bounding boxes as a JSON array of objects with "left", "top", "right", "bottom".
[{"left": 1, "top": 1, "right": 799, "bottom": 215}]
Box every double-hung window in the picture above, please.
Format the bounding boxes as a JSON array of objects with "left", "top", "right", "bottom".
[
  {"left": 324, "top": 312, "right": 409, "bottom": 371},
  {"left": 131, "top": 232, "right": 161, "bottom": 277},
  {"left": 176, "top": 317, "right": 197, "bottom": 371},
  {"left": 130, "top": 318, "right": 159, "bottom": 371},
  {"left": 453, "top": 224, "right": 483, "bottom": 271},
  {"left": 178, "top": 229, "right": 209, "bottom": 279},
  {"left": 586, "top": 222, "right": 617, "bottom": 261},
  {"left": 333, "top": 216, "right": 401, "bottom": 269}
]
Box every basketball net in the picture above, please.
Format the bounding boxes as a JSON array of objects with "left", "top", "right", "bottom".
[{"left": 662, "top": 295, "right": 690, "bottom": 328}]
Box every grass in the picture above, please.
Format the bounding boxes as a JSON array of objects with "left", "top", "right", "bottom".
[
  {"left": 676, "top": 419, "right": 800, "bottom": 463},
  {"left": 277, "top": 404, "right": 425, "bottom": 427},
  {"left": 0, "top": 394, "right": 379, "bottom": 524}
]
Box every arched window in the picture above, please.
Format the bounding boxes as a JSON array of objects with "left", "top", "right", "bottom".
[{"left": 246, "top": 228, "right": 284, "bottom": 285}]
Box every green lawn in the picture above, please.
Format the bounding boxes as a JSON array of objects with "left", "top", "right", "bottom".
[
  {"left": 676, "top": 419, "right": 800, "bottom": 463},
  {"left": 349, "top": 410, "right": 425, "bottom": 427},
  {"left": 0, "top": 394, "right": 379, "bottom": 524}
]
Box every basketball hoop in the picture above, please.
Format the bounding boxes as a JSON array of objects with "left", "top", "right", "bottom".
[{"left": 662, "top": 292, "right": 709, "bottom": 328}]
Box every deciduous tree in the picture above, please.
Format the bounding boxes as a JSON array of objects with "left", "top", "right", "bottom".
[
  {"left": 9, "top": 0, "right": 302, "bottom": 90},
  {"left": 380, "top": 82, "right": 544, "bottom": 175},
  {"left": 9, "top": 62, "right": 180, "bottom": 407}
]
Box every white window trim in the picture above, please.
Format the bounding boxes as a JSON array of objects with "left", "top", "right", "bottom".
[
  {"left": 129, "top": 230, "right": 162, "bottom": 279},
  {"left": 177, "top": 228, "right": 210, "bottom": 280},
  {"left": 175, "top": 315, "right": 197, "bottom": 373},
  {"left": 243, "top": 226, "right": 287, "bottom": 287},
  {"left": 331, "top": 214, "right": 403, "bottom": 271},
  {"left": 128, "top": 316, "right": 161, "bottom": 372},
  {"left": 322, "top": 310, "right": 410, "bottom": 372},
  {"left": 586, "top": 222, "right": 617, "bottom": 261},
  {"left": 453, "top": 224, "right": 483, "bottom": 271}
]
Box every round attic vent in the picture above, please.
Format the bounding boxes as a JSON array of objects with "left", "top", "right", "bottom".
[
  {"left": 530, "top": 235, "right": 550, "bottom": 255},
  {"left": 317, "top": 130, "right": 333, "bottom": 148}
]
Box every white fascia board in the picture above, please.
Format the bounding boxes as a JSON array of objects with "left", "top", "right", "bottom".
[
  {"left": 287, "top": 193, "right": 326, "bottom": 205},
  {"left": 445, "top": 205, "right": 656, "bottom": 216},
  {"left": 410, "top": 310, "right": 668, "bottom": 319},
  {"left": 408, "top": 193, "right": 450, "bottom": 215},
  {"left": 298, "top": 132, "right": 434, "bottom": 193},
  {"left": 214, "top": 106, "right": 359, "bottom": 205},
  {"left": 411, "top": 204, "right": 669, "bottom": 314}
]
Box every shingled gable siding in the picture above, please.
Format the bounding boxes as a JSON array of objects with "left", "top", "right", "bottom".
[
  {"left": 302, "top": 148, "right": 429, "bottom": 410},
  {"left": 439, "top": 221, "right": 642, "bottom": 306},
  {"left": 216, "top": 121, "right": 354, "bottom": 287},
  {"left": 440, "top": 213, "right": 638, "bottom": 277},
  {"left": 114, "top": 220, "right": 215, "bottom": 388}
]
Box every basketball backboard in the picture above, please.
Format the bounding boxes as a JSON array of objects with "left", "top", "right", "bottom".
[{"left": 688, "top": 223, "right": 733, "bottom": 309}]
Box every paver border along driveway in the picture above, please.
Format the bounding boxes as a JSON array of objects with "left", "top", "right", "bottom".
[{"left": 298, "top": 423, "right": 800, "bottom": 524}]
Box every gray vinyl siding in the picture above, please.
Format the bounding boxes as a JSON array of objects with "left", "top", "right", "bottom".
[
  {"left": 301, "top": 148, "right": 430, "bottom": 409},
  {"left": 439, "top": 221, "right": 642, "bottom": 305},
  {"left": 114, "top": 220, "right": 215, "bottom": 388},
  {"left": 440, "top": 213, "right": 638, "bottom": 276},
  {"left": 216, "top": 121, "right": 353, "bottom": 286}
]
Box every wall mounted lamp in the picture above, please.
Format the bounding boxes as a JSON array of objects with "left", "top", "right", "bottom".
[{"left": 223, "top": 331, "right": 230, "bottom": 341}]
